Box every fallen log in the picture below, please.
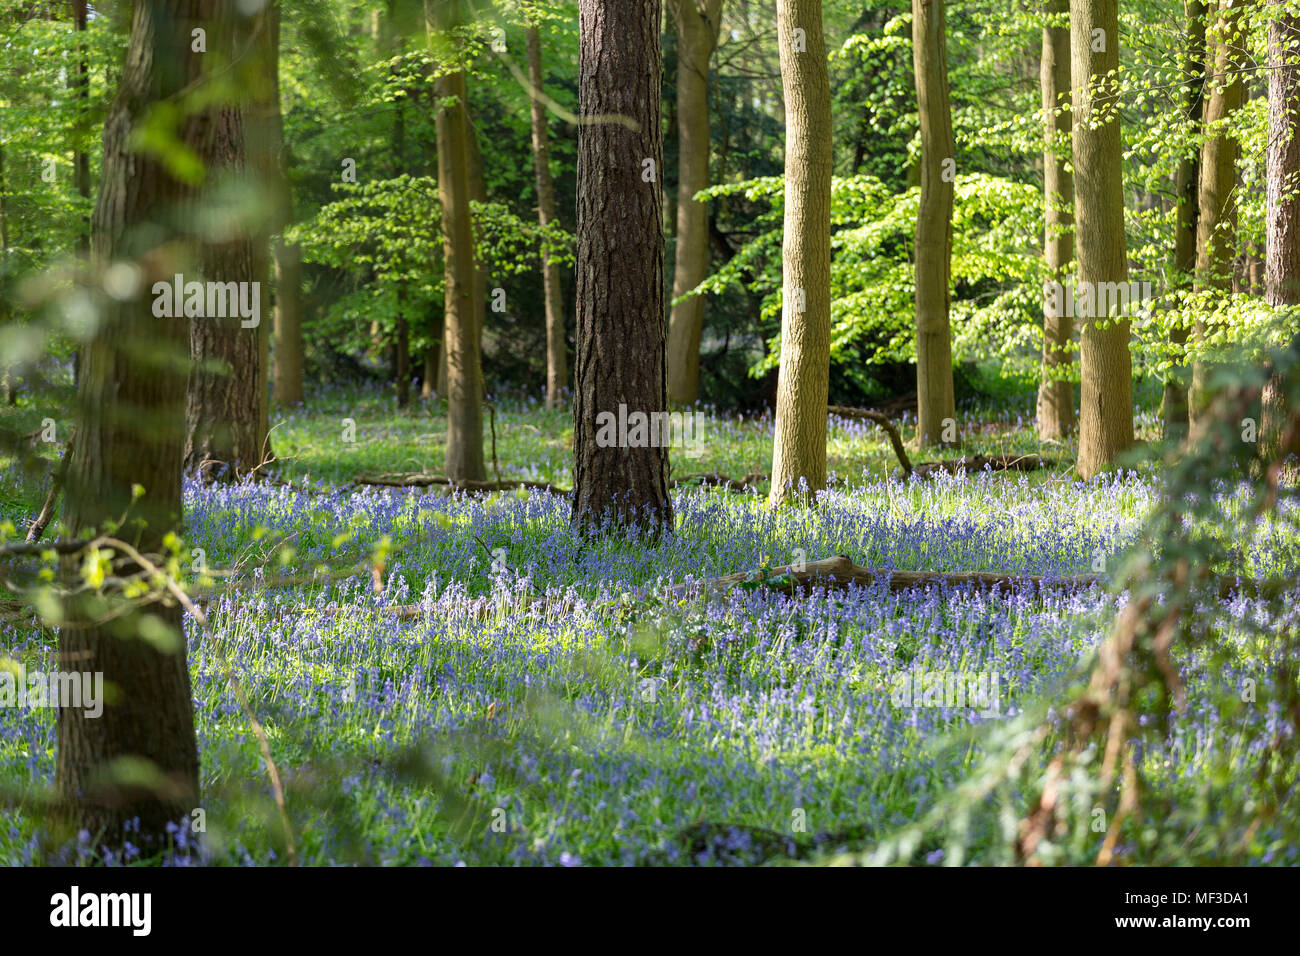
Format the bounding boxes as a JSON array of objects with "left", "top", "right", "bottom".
[
  {"left": 667, "top": 554, "right": 1099, "bottom": 598},
  {"left": 828, "top": 405, "right": 914, "bottom": 475},
  {"left": 354, "top": 473, "right": 565, "bottom": 494}
]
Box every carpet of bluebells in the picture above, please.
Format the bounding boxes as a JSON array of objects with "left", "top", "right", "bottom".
[{"left": 3, "top": 394, "right": 1298, "bottom": 865}]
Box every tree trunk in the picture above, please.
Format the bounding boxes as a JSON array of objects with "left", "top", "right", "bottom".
[
  {"left": 184, "top": 111, "right": 266, "bottom": 480},
  {"left": 59, "top": 0, "right": 209, "bottom": 851},
  {"left": 430, "top": 2, "right": 485, "bottom": 481},
  {"left": 571, "top": 0, "right": 672, "bottom": 533},
  {"left": 526, "top": 23, "right": 569, "bottom": 408},
  {"left": 1190, "top": 0, "right": 1249, "bottom": 427},
  {"left": 1071, "top": 0, "right": 1134, "bottom": 478},
  {"left": 185, "top": 10, "right": 270, "bottom": 479},
  {"left": 1038, "top": 0, "right": 1076, "bottom": 440},
  {"left": 272, "top": 238, "right": 304, "bottom": 405},
  {"left": 768, "top": 0, "right": 833, "bottom": 505},
  {"left": 665, "top": 0, "right": 723, "bottom": 406},
  {"left": 912, "top": 0, "right": 957, "bottom": 447},
  {"left": 1162, "top": 1, "right": 1207, "bottom": 441},
  {"left": 72, "top": 0, "right": 90, "bottom": 260},
  {"left": 1264, "top": 0, "right": 1300, "bottom": 463},
  {"left": 465, "top": 107, "right": 488, "bottom": 396},
  {"left": 258, "top": 2, "right": 303, "bottom": 409}
]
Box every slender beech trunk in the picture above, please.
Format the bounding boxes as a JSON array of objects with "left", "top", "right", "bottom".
[
  {"left": 261, "top": 1, "right": 303, "bottom": 408},
  {"left": 1264, "top": 0, "right": 1300, "bottom": 463},
  {"left": 466, "top": 113, "right": 487, "bottom": 391},
  {"left": 912, "top": 0, "right": 957, "bottom": 447},
  {"left": 1072, "top": 0, "right": 1134, "bottom": 478},
  {"left": 73, "top": 0, "right": 90, "bottom": 260},
  {"left": 1190, "top": 0, "right": 1250, "bottom": 427},
  {"left": 59, "top": 0, "right": 210, "bottom": 850},
  {"left": 1038, "top": 0, "right": 1076, "bottom": 439},
  {"left": 665, "top": 0, "right": 723, "bottom": 405},
  {"left": 429, "top": 2, "right": 485, "bottom": 480},
  {"left": 571, "top": 0, "right": 672, "bottom": 533},
  {"left": 394, "top": 88, "right": 410, "bottom": 408},
  {"left": 769, "top": 0, "right": 833, "bottom": 503},
  {"left": 1163, "top": 1, "right": 1207, "bottom": 441},
  {"left": 526, "top": 23, "right": 569, "bottom": 408}
]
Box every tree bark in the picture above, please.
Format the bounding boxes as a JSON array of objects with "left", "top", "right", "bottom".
[
  {"left": 526, "top": 23, "right": 570, "bottom": 408},
  {"left": 429, "top": 2, "right": 485, "bottom": 481},
  {"left": 464, "top": 105, "right": 488, "bottom": 392},
  {"left": 769, "top": 0, "right": 833, "bottom": 504},
  {"left": 1071, "top": 0, "right": 1134, "bottom": 478},
  {"left": 185, "top": 8, "right": 271, "bottom": 479},
  {"left": 571, "top": 0, "right": 672, "bottom": 534},
  {"left": 59, "top": 0, "right": 209, "bottom": 851},
  {"left": 665, "top": 0, "right": 723, "bottom": 406},
  {"left": 912, "top": 0, "right": 957, "bottom": 448},
  {"left": 1038, "top": 0, "right": 1076, "bottom": 440},
  {"left": 1190, "top": 0, "right": 1250, "bottom": 427},
  {"left": 1264, "top": 0, "right": 1300, "bottom": 463},
  {"left": 1163, "top": 1, "right": 1207, "bottom": 441},
  {"left": 257, "top": 2, "right": 303, "bottom": 409}
]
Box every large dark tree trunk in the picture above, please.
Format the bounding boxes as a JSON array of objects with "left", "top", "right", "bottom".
[
  {"left": 1038, "top": 0, "right": 1076, "bottom": 440},
  {"left": 1264, "top": 0, "right": 1300, "bottom": 463},
  {"left": 183, "top": 105, "right": 267, "bottom": 480},
  {"left": 184, "top": 11, "right": 269, "bottom": 480},
  {"left": 571, "top": 0, "right": 672, "bottom": 533},
  {"left": 59, "top": 0, "right": 213, "bottom": 851},
  {"left": 665, "top": 0, "right": 723, "bottom": 406},
  {"left": 1162, "top": 1, "right": 1207, "bottom": 441},
  {"left": 912, "top": 0, "right": 957, "bottom": 448},
  {"left": 1071, "top": 0, "right": 1134, "bottom": 479},
  {"left": 526, "top": 22, "right": 569, "bottom": 408},
  {"left": 429, "top": 1, "right": 485, "bottom": 480}
]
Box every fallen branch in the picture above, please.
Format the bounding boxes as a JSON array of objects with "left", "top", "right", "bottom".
[
  {"left": 26, "top": 430, "right": 75, "bottom": 544},
  {"left": 670, "top": 472, "right": 768, "bottom": 491},
  {"left": 911, "top": 454, "right": 1056, "bottom": 478},
  {"left": 828, "top": 405, "right": 913, "bottom": 476}
]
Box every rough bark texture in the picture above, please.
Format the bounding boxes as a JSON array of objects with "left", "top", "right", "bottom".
[
  {"left": 185, "top": 9, "right": 270, "bottom": 479},
  {"left": 526, "top": 23, "right": 570, "bottom": 408},
  {"left": 59, "top": 0, "right": 207, "bottom": 850},
  {"left": 1264, "top": 0, "right": 1300, "bottom": 462},
  {"left": 1190, "top": 0, "right": 1249, "bottom": 427},
  {"left": 665, "top": 0, "right": 723, "bottom": 405},
  {"left": 430, "top": 1, "right": 485, "bottom": 481},
  {"left": 769, "top": 0, "right": 833, "bottom": 504},
  {"left": 571, "top": 0, "right": 672, "bottom": 534},
  {"left": 1071, "top": 0, "right": 1134, "bottom": 479},
  {"left": 184, "top": 102, "right": 266, "bottom": 480},
  {"left": 912, "top": 0, "right": 957, "bottom": 448},
  {"left": 1163, "top": 1, "right": 1207, "bottom": 441},
  {"left": 1038, "top": 0, "right": 1076, "bottom": 440}
]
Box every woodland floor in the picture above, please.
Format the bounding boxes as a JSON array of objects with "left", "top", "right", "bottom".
[{"left": 2, "top": 381, "right": 1296, "bottom": 865}]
